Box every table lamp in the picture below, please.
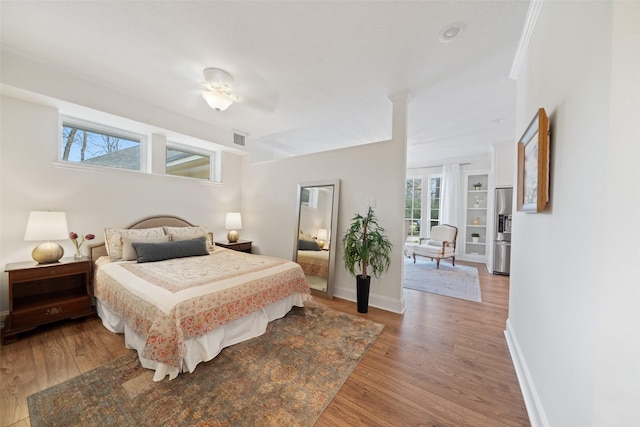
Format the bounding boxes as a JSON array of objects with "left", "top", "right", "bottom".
[
  {"left": 24, "top": 211, "right": 69, "bottom": 264},
  {"left": 225, "top": 212, "right": 242, "bottom": 243},
  {"left": 316, "top": 228, "right": 328, "bottom": 249}
]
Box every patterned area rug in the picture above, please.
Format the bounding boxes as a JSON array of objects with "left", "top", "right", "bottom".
[
  {"left": 404, "top": 258, "right": 482, "bottom": 302},
  {"left": 28, "top": 302, "right": 383, "bottom": 427}
]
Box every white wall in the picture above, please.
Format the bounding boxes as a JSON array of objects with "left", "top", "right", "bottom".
[
  {"left": 242, "top": 139, "right": 406, "bottom": 313},
  {"left": 0, "top": 95, "right": 244, "bottom": 313},
  {"left": 506, "top": 1, "right": 640, "bottom": 426},
  {"left": 492, "top": 140, "right": 515, "bottom": 187}
]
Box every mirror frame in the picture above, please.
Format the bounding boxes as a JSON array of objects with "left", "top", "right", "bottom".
[{"left": 293, "top": 179, "right": 340, "bottom": 298}]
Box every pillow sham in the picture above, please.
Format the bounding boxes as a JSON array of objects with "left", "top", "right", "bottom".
[
  {"left": 121, "top": 235, "right": 170, "bottom": 261},
  {"left": 163, "top": 226, "right": 213, "bottom": 247},
  {"left": 298, "top": 239, "right": 321, "bottom": 251},
  {"left": 133, "top": 236, "right": 209, "bottom": 263},
  {"left": 299, "top": 230, "right": 315, "bottom": 242},
  {"left": 104, "top": 227, "right": 166, "bottom": 260}
]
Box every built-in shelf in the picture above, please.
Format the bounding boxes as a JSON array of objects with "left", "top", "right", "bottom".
[{"left": 463, "top": 171, "right": 490, "bottom": 261}]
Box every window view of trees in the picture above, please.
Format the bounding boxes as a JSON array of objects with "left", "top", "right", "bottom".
[
  {"left": 405, "top": 178, "right": 422, "bottom": 242},
  {"left": 61, "top": 123, "right": 141, "bottom": 171}
]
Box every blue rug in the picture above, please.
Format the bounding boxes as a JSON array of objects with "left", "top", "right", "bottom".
[{"left": 403, "top": 258, "right": 481, "bottom": 302}]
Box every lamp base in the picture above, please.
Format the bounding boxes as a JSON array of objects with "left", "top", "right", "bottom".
[
  {"left": 32, "top": 242, "right": 64, "bottom": 264},
  {"left": 227, "top": 230, "right": 239, "bottom": 243}
]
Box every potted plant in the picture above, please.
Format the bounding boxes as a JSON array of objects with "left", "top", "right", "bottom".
[
  {"left": 342, "top": 207, "right": 392, "bottom": 313},
  {"left": 471, "top": 233, "right": 480, "bottom": 243},
  {"left": 473, "top": 182, "right": 482, "bottom": 190}
]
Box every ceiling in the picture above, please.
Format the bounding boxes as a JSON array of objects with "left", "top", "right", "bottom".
[{"left": 0, "top": 1, "right": 529, "bottom": 167}]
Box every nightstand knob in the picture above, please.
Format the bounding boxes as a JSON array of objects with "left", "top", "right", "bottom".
[
  {"left": 50, "top": 270, "right": 56, "bottom": 275},
  {"left": 46, "top": 307, "right": 63, "bottom": 315}
]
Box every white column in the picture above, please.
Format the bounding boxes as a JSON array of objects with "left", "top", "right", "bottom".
[{"left": 150, "top": 133, "right": 167, "bottom": 175}]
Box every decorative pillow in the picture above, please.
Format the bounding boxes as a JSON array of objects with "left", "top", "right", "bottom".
[
  {"left": 121, "top": 235, "right": 170, "bottom": 261},
  {"left": 104, "top": 227, "right": 166, "bottom": 260},
  {"left": 133, "top": 236, "right": 209, "bottom": 263},
  {"left": 163, "top": 226, "right": 213, "bottom": 247},
  {"left": 299, "top": 230, "right": 315, "bottom": 241},
  {"left": 427, "top": 239, "right": 444, "bottom": 247},
  {"left": 298, "top": 239, "right": 321, "bottom": 251}
]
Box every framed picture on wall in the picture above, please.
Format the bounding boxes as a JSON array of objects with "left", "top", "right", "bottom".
[{"left": 517, "top": 108, "right": 550, "bottom": 213}]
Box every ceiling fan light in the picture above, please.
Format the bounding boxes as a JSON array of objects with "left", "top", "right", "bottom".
[{"left": 202, "top": 89, "right": 234, "bottom": 111}]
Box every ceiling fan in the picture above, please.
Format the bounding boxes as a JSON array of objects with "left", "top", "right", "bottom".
[{"left": 201, "top": 68, "right": 239, "bottom": 111}]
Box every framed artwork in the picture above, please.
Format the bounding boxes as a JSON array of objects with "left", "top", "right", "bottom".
[{"left": 517, "top": 108, "right": 550, "bottom": 213}]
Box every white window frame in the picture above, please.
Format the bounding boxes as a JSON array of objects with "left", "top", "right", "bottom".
[
  {"left": 405, "top": 176, "right": 422, "bottom": 243},
  {"left": 426, "top": 174, "right": 443, "bottom": 236},
  {"left": 166, "top": 142, "right": 218, "bottom": 182},
  {"left": 59, "top": 116, "right": 148, "bottom": 173}
]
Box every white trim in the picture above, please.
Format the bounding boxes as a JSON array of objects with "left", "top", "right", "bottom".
[
  {"left": 509, "top": 0, "right": 546, "bottom": 80},
  {"left": 504, "top": 318, "right": 550, "bottom": 427},
  {"left": 332, "top": 286, "right": 405, "bottom": 314}
]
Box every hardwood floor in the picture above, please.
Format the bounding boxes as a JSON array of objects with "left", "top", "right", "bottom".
[{"left": 0, "top": 261, "right": 529, "bottom": 426}]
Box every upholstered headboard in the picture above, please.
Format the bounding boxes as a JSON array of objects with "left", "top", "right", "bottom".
[{"left": 88, "top": 215, "right": 196, "bottom": 264}]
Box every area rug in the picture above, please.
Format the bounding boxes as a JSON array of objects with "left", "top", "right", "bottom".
[
  {"left": 28, "top": 301, "right": 384, "bottom": 427},
  {"left": 404, "top": 258, "right": 482, "bottom": 302}
]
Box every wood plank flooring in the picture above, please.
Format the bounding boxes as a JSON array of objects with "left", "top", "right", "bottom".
[{"left": 0, "top": 261, "right": 529, "bottom": 426}]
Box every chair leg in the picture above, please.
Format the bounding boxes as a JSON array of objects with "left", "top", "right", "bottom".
[
  {"left": 436, "top": 258, "right": 440, "bottom": 269},
  {"left": 413, "top": 253, "right": 416, "bottom": 263},
  {"left": 452, "top": 256, "right": 455, "bottom": 266}
]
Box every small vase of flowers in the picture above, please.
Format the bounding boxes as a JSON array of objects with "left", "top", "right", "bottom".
[{"left": 70, "top": 232, "right": 95, "bottom": 259}]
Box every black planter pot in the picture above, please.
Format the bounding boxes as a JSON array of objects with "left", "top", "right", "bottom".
[{"left": 356, "top": 275, "right": 371, "bottom": 313}]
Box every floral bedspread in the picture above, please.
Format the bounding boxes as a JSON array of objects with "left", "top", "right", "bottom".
[
  {"left": 94, "top": 248, "right": 310, "bottom": 369},
  {"left": 296, "top": 250, "right": 329, "bottom": 278}
]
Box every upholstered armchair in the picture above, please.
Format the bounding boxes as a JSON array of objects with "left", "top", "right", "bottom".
[{"left": 412, "top": 224, "right": 458, "bottom": 269}]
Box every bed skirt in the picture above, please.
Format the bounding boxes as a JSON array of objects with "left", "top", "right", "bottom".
[{"left": 96, "top": 292, "right": 310, "bottom": 381}]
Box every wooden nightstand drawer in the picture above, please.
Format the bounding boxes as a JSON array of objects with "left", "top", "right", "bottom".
[
  {"left": 9, "top": 295, "right": 93, "bottom": 331},
  {"left": 9, "top": 261, "right": 89, "bottom": 283}
]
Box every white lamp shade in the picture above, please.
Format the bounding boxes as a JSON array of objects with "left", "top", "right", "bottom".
[
  {"left": 202, "top": 90, "right": 234, "bottom": 111},
  {"left": 225, "top": 212, "right": 243, "bottom": 230},
  {"left": 24, "top": 211, "right": 69, "bottom": 241},
  {"left": 317, "top": 228, "right": 328, "bottom": 240}
]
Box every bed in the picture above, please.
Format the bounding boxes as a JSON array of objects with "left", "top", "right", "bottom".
[
  {"left": 89, "top": 215, "right": 311, "bottom": 381},
  {"left": 296, "top": 249, "right": 329, "bottom": 278}
]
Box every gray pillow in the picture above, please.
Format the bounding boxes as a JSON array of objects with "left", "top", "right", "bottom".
[
  {"left": 298, "top": 239, "right": 321, "bottom": 251},
  {"left": 132, "top": 236, "right": 209, "bottom": 263}
]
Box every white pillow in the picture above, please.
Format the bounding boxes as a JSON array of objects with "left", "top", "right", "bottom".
[
  {"left": 104, "top": 227, "right": 166, "bottom": 260},
  {"left": 121, "top": 235, "right": 170, "bottom": 261},
  {"left": 164, "top": 226, "right": 214, "bottom": 248}
]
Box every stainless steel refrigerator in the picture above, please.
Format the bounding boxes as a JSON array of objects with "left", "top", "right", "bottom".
[{"left": 493, "top": 187, "right": 513, "bottom": 275}]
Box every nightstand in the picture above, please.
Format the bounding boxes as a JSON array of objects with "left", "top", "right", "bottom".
[
  {"left": 2, "top": 257, "right": 94, "bottom": 344},
  {"left": 215, "top": 240, "right": 252, "bottom": 253}
]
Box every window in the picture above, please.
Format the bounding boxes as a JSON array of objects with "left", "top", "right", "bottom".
[
  {"left": 428, "top": 176, "right": 442, "bottom": 232},
  {"left": 166, "top": 146, "right": 212, "bottom": 181},
  {"left": 61, "top": 121, "right": 143, "bottom": 171},
  {"left": 405, "top": 178, "right": 422, "bottom": 243},
  {"left": 301, "top": 188, "right": 319, "bottom": 208}
]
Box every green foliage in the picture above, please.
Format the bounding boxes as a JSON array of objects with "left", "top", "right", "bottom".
[
  {"left": 342, "top": 207, "right": 393, "bottom": 279},
  {"left": 471, "top": 233, "right": 480, "bottom": 237}
]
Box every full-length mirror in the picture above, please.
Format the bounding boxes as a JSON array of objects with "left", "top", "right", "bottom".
[{"left": 294, "top": 179, "right": 340, "bottom": 297}]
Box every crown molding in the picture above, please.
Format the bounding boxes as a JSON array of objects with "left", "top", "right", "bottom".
[{"left": 509, "top": 0, "right": 546, "bottom": 80}]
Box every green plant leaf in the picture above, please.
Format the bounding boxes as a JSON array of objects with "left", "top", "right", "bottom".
[{"left": 342, "top": 207, "right": 392, "bottom": 279}]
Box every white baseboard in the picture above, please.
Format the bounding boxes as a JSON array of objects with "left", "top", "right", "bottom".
[
  {"left": 332, "top": 287, "right": 405, "bottom": 314},
  {"left": 504, "top": 319, "right": 550, "bottom": 427}
]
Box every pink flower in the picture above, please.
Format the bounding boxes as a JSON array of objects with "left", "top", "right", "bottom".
[{"left": 70, "top": 231, "right": 95, "bottom": 251}]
